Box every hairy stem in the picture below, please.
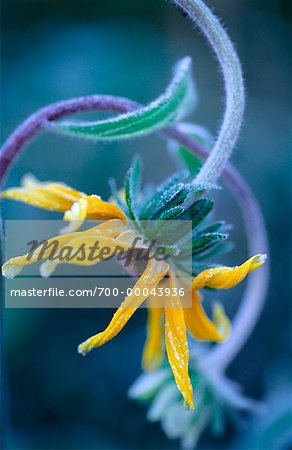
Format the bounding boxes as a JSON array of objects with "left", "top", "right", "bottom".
[
  {"left": 0, "top": 96, "right": 139, "bottom": 182},
  {"left": 172, "top": 0, "right": 245, "bottom": 185},
  {"left": 165, "top": 125, "right": 269, "bottom": 370},
  {"left": 0, "top": 95, "right": 268, "bottom": 369}
]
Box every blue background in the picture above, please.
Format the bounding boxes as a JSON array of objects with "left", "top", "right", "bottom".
[{"left": 1, "top": 0, "right": 291, "bottom": 448}]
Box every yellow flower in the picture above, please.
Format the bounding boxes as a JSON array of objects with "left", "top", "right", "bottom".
[
  {"left": 1, "top": 175, "right": 266, "bottom": 410},
  {"left": 2, "top": 227, "right": 265, "bottom": 411},
  {"left": 1, "top": 174, "right": 126, "bottom": 232},
  {"left": 140, "top": 254, "right": 265, "bottom": 408}
]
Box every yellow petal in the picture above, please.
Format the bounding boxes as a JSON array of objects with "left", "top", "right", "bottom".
[
  {"left": 192, "top": 254, "right": 267, "bottom": 290},
  {"left": 2, "top": 231, "right": 81, "bottom": 278},
  {"left": 78, "top": 259, "right": 169, "bottom": 355},
  {"left": 39, "top": 221, "right": 131, "bottom": 276},
  {"left": 184, "top": 291, "right": 224, "bottom": 342},
  {"left": 2, "top": 221, "right": 129, "bottom": 278},
  {"left": 212, "top": 302, "right": 231, "bottom": 340},
  {"left": 86, "top": 195, "right": 126, "bottom": 220},
  {"left": 142, "top": 298, "right": 164, "bottom": 371},
  {"left": 61, "top": 196, "right": 89, "bottom": 233},
  {"left": 58, "top": 232, "right": 131, "bottom": 266},
  {"left": 92, "top": 219, "right": 129, "bottom": 238},
  {"left": 1, "top": 175, "right": 82, "bottom": 211},
  {"left": 1, "top": 175, "right": 126, "bottom": 221},
  {"left": 165, "top": 273, "right": 194, "bottom": 410}
]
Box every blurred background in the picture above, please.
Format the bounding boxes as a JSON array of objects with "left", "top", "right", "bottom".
[{"left": 1, "top": 0, "right": 291, "bottom": 448}]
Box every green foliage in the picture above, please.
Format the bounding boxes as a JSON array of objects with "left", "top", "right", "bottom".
[
  {"left": 168, "top": 123, "right": 213, "bottom": 176},
  {"left": 124, "top": 155, "right": 142, "bottom": 220},
  {"left": 178, "top": 147, "right": 202, "bottom": 176},
  {"left": 111, "top": 156, "right": 231, "bottom": 273},
  {"left": 179, "top": 198, "right": 213, "bottom": 226},
  {"left": 129, "top": 364, "right": 261, "bottom": 450},
  {"left": 54, "top": 57, "right": 195, "bottom": 140},
  {"left": 108, "top": 178, "right": 128, "bottom": 213},
  {"left": 192, "top": 232, "right": 228, "bottom": 255},
  {"left": 140, "top": 182, "right": 186, "bottom": 220}
]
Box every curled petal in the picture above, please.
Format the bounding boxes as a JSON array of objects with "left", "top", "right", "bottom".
[
  {"left": 38, "top": 222, "right": 134, "bottom": 276},
  {"left": 142, "top": 299, "right": 164, "bottom": 371},
  {"left": 1, "top": 175, "right": 126, "bottom": 222},
  {"left": 192, "top": 254, "right": 267, "bottom": 290},
  {"left": 165, "top": 273, "right": 194, "bottom": 410},
  {"left": 92, "top": 219, "right": 129, "bottom": 238},
  {"left": 2, "top": 231, "right": 80, "bottom": 278},
  {"left": 184, "top": 291, "right": 224, "bottom": 342},
  {"left": 2, "top": 221, "right": 130, "bottom": 278},
  {"left": 78, "top": 259, "right": 169, "bottom": 355},
  {"left": 86, "top": 195, "right": 126, "bottom": 220},
  {"left": 1, "top": 175, "right": 82, "bottom": 211}
]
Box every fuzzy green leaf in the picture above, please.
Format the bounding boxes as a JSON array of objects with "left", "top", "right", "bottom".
[
  {"left": 140, "top": 183, "right": 185, "bottom": 220},
  {"left": 143, "top": 183, "right": 210, "bottom": 221},
  {"left": 197, "top": 221, "right": 229, "bottom": 235},
  {"left": 147, "top": 206, "right": 183, "bottom": 239},
  {"left": 180, "top": 198, "right": 213, "bottom": 227},
  {"left": 146, "top": 206, "right": 185, "bottom": 238},
  {"left": 108, "top": 178, "right": 127, "bottom": 213},
  {"left": 155, "top": 170, "right": 190, "bottom": 192},
  {"left": 178, "top": 147, "right": 202, "bottom": 176},
  {"left": 192, "top": 232, "right": 228, "bottom": 255},
  {"left": 168, "top": 123, "right": 212, "bottom": 175},
  {"left": 54, "top": 57, "right": 194, "bottom": 140},
  {"left": 125, "top": 156, "right": 142, "bottom": 220},
  {"left": 137, "top": 170, "right": 188, "bottom": 219}
]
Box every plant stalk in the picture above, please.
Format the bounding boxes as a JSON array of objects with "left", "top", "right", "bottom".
[
  {"left": 172, "top": 0, "right": 245, "bottom": 185},
  {"left": 0, "top": 95, "right": 268, "bottom": 370}
]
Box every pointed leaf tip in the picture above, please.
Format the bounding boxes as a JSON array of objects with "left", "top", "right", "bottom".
[{"left": 53, "top": 57, "right": 195, "bottom": 141}]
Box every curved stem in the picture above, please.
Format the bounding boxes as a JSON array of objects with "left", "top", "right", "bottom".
[
  {"left": 0, "top": 95, "right": 269, "bottom": 370},
  {"left": 164, "top": 125, "right": 269, "bottom": 370},
  {"left": 0, "top": 95, "right": 139, "bottom": 183},
  {"left": 172, "top": 0, "right": 245, "bottom": 185}
]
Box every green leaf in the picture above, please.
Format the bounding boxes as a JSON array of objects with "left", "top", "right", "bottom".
[
  {"left": 139, "top": 182, "right": 185, "bottom": 220},
  {"left": 124, "top": 155, "right": 142, "bottom": 220},
  {"left": 177, "top": 183, "right": 212, "bottom": 208},
  {"left": 155, "top": 170, "right": 190, "bottom": 192},
  {"left": 54, "top": 57, "right": 194, "bottom": 140},
  {"left": 192, "top": 232, "right": 228, "bottom": 256},
  {"left": 168, "top": 123, "right": 212, "bottom": 176},
  {"left": 143, "top": 182, "right": 210, "bottom": 221},
  {"left": 155, "top": 205, "right": 185, "bottom": 221},
  {"left": 197, "top": 221, "right": 229, "bottom": 235},
  {"left": 180, "top": 198, "right": 214, "bottom": 227},
  {"left": 178, "top": 147, "right": 202, "bottom": 176},
  {"left": 108, "top": 178, "right": 128, "bottom": 213},
  {"left": 146, "top": 206, "right": 185, "bottom": 237}
]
